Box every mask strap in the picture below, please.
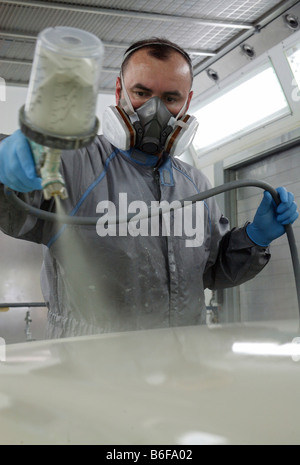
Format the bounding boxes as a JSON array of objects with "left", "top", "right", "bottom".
[
  {"left": 119, "top": 73, "right": 136, "bottom": 116},
  {"left": 175, "top": 94, "right": 189, "bottom": 120}
]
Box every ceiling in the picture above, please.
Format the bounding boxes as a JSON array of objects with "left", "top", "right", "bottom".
[{"left": 0, "top": 0, "right": 299, "bottom": 93}]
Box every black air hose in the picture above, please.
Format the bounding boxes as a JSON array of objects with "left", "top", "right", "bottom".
[{"left": 4, "top": 180, "right": 300, "bottom": 314}]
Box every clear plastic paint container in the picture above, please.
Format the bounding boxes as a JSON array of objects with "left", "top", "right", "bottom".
[{"left": 24, "top": 27, "right": 104, "bottom": 137}]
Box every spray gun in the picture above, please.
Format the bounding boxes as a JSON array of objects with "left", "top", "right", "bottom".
[{"left": 19, "top": 27, "right": 104, "bottom": 200}]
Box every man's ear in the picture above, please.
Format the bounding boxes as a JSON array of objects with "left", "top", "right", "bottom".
[{"left": 115, "top": 76, "right": 122, "bottom": 105}]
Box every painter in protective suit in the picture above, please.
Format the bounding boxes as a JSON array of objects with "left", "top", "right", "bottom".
[{"left": 0, "top": 39, "right": 297, "bottom": 338}]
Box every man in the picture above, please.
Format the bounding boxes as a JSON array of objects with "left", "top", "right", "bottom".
[{"left": 0, "top": 38, "right": 298, "bottom": 338}]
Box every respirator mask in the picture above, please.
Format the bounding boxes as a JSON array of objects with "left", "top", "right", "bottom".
[{"left": 102, "top": 75, "right": 199, "bottom": 157}]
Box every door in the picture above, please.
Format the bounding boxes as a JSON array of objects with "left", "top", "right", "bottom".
[{"left": 227, "top": 145, "right": 300, "bottom": 322}]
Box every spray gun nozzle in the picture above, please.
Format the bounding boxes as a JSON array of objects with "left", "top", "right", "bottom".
[{"left": 42, "top": 181, "right": 68, "bottom": 201}]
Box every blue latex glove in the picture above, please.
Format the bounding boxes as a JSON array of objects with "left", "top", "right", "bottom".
[
  {"left": 0, "top": 130, "right": 42, "bottom": 192},
  {"left": 246, "top": 187, "right": 299, "bottom": 247}
]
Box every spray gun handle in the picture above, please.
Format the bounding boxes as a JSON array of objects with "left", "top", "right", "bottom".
[{"left": 29, "top": 140, "right": 68, "bottom": 200}]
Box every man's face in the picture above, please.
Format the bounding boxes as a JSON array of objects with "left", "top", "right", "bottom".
[{"left": 116, "top": 48, "right": 193, "bottom": 117}]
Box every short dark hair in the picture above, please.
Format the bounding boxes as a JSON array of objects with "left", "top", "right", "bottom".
[{"left": 121, "top": 37, "right": 193, "bottom": 87}]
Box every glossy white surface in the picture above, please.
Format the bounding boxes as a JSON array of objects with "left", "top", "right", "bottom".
[{"left": 1, "top": 320, "right": 300, "bottom": 445}]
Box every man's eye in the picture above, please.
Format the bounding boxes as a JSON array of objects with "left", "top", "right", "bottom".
[{"left": 135, "top": 91, "right": 148, "bottom": 97}]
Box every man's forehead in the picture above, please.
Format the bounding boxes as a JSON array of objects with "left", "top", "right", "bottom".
[
  {"left": 126, "top": 47, "right": 190, "bottom": 69},
  {"left": 124, "top": 48, "right": 192, "bottom": 87}
]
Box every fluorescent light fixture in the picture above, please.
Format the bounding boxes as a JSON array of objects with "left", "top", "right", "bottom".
[{"left": 192, "top": 62, "right": 290, "bottom": 153}]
